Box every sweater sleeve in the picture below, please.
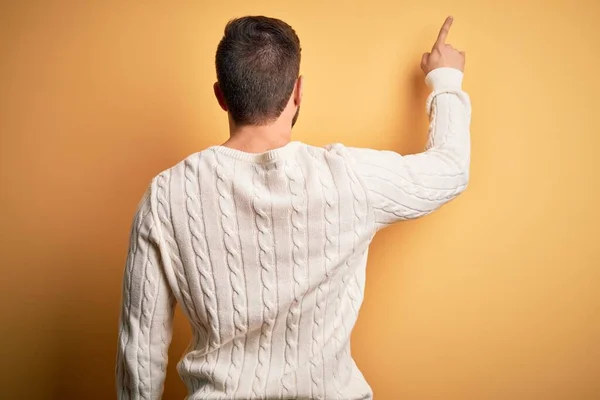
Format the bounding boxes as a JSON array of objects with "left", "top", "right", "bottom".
[
  {"left": 347, "top": 67, "right": 471, "bottom": 229},
  {"left": 116, "top": 187, "right": 175, "bottom": 400}
]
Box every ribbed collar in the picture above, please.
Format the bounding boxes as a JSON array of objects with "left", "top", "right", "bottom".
[{"left": 209, "top": 141, "right": 301, "bottom": 164}]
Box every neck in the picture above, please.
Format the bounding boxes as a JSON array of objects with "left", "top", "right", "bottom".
[{"left": 222, "top": 119, "right": 292, "bottom": 153}]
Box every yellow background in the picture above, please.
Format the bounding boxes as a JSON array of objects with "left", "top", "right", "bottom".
[{"left": 1, "top": 1, "right": 599, "bottom": 399}]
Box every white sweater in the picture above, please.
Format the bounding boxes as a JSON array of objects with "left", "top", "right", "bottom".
[{"left": 116, "top": 68, "right": 471, "bottom": 400}]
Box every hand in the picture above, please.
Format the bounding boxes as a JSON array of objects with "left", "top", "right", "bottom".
[{"left": 421, "top": 16, "right": 465, "bottom": 75}]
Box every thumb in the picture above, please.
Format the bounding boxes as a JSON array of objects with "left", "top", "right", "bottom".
[{"left": 421, "top": 52, "right": 430, "bottom": 66}]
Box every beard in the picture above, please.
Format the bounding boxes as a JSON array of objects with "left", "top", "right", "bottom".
[{"left": 292, "top": 105, "right": 300, "bottom": 128}]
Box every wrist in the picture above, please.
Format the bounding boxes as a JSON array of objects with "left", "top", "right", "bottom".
[{"left": 425, "top": 67, "right": 464, "bottom": 91}]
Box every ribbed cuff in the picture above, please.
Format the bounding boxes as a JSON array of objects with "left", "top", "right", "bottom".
[{"left": 425, "top": 67, "right": 463, "bottom": 91}]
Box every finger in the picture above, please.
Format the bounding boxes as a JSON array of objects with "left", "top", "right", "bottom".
[
  {"left": 434, "top": 16, "right": 453, "bottom": 48},
  {"left": 421, "top": 52, "right": 430, "bottom": 65}
]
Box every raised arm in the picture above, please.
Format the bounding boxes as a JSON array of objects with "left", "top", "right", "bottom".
[{"left": 348, "top": 17, "right": 471, "bottom": 228}]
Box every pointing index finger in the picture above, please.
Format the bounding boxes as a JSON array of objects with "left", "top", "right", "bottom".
[{"left": 434, "top": 16, "right": 453, "bottom": 48}]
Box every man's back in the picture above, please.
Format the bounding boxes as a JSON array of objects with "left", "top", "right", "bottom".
[
  {"left": 149, "top": 142, "right": 374, "bottom": 398},
  {"left": 116, "top": 15, "right": 470, "bottom": 400}
]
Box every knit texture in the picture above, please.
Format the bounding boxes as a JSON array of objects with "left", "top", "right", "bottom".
[{"left": 116, "top": 67, "right": 471, "bottom": 400}]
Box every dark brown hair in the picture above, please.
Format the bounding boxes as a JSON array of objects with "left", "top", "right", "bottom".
[{"left": 215, "top": 16, "right": 301, "bottom": 126}]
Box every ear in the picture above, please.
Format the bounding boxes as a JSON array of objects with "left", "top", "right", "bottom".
[
  {"left": 213, "top": 82, "right": 228, "bottom": 111},
  {"left": 294, "top": 75, "right": 303, "bottom": 107}
]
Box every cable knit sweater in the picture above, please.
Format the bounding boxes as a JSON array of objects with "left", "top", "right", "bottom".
[{"left": 116, "top": 68, "right": 471, "bottom": 400}]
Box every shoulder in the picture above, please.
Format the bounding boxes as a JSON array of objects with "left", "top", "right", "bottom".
[
  {"left": 155, "top": 148, "right": 218, "bottom": 182},
  {"left": 315, "top": 142, "right": 379, "bottom": 164},
  {"left": 301, "top": 142, "right": 354, "bottom": 160},
  {"left": 140, "top": 149, "right": 217, "bottom": 211},
  {"left": 151, "top": 147, "right": 222, "bottom": 192},
  {"left": 295, "top": 142, "right": 386, "bottom": 170}
]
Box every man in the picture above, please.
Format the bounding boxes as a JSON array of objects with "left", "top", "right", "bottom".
[{"left": 116, "top": 15, "right": 470, "bottom": 400}]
